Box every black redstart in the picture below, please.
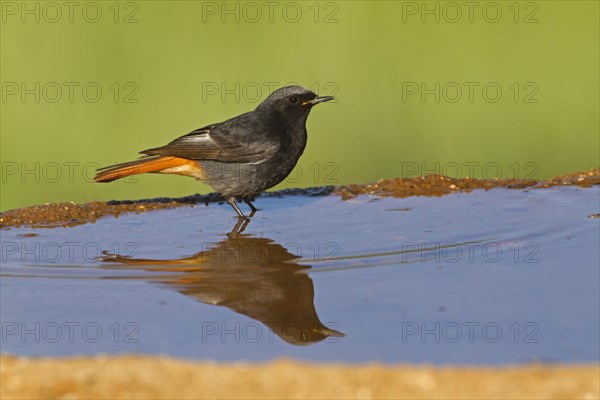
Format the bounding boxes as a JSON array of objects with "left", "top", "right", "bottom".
[{"left": 95, "top": 85, "right": 334, "bottom": 218}]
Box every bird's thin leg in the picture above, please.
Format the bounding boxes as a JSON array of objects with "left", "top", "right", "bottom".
[
  {"left": 244, "top": 198, "right": 257, "bottom": 212},
  {"left": 227, "top": 197, "right": 246, "bottom": 219}
]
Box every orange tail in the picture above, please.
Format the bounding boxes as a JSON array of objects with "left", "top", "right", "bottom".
[{"left": 95, "top": 156, "right": 203, "bottom": 182}]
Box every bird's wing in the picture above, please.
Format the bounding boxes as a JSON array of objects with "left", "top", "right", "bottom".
[{"left": 140, "top": 115, "right": 281, "bottom": 163}]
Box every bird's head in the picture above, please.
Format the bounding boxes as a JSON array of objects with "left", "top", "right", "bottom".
[{"left": 257, "top": 85, "right": 335, "bottom": 121}]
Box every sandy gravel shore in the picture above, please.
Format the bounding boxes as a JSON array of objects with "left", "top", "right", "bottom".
[
  {"left": 2, "top": 168, "right": 598, "bottom": 229},
  {"left": 1, "top": 355, "right": 598, "bottom": 399}
]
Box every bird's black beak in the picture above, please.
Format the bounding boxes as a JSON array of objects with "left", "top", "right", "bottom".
[{"left": 302, "top": 95, "right": 335, "bottom": 106}]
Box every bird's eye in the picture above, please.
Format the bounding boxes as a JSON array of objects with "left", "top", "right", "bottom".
[{"left": 289, "top": 96, "right": 299, "bottom": 104}]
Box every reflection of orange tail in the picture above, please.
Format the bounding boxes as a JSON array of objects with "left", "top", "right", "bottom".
[{"left": 95, "top": 156, "right": 203, "bottom": 182}]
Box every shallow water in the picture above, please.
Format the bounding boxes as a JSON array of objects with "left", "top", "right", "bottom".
[{"left": 1, "top": 187, "right": 598, "bottom": 364}]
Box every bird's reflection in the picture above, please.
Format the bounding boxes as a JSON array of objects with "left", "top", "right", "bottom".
[{"left": 101, "top": 219, "right": 343, "bottom": 345}]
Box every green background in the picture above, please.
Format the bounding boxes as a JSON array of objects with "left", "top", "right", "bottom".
[{"left": 1, "top": 0, "right": 598, "bottom": 211}]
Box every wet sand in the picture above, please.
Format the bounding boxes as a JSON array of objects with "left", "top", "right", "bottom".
[
  {"left": 1, "top": 169, "right": 598, "bottom": 229},
  {"left": 1, "top": 355, "right": 598, "bottom": 400}
]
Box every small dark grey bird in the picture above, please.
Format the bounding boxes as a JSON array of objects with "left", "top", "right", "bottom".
[{"left": 95, "top": 85, "right": 334, "bottom": 218}]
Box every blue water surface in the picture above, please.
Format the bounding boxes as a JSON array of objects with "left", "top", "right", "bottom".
[{"left": 1, "top": 186, "right": 598, "bottom": 364}]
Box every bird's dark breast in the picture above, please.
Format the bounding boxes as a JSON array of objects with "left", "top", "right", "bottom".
[{"left": 199, "top": 126, "right": 307, "bottom": 197}]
